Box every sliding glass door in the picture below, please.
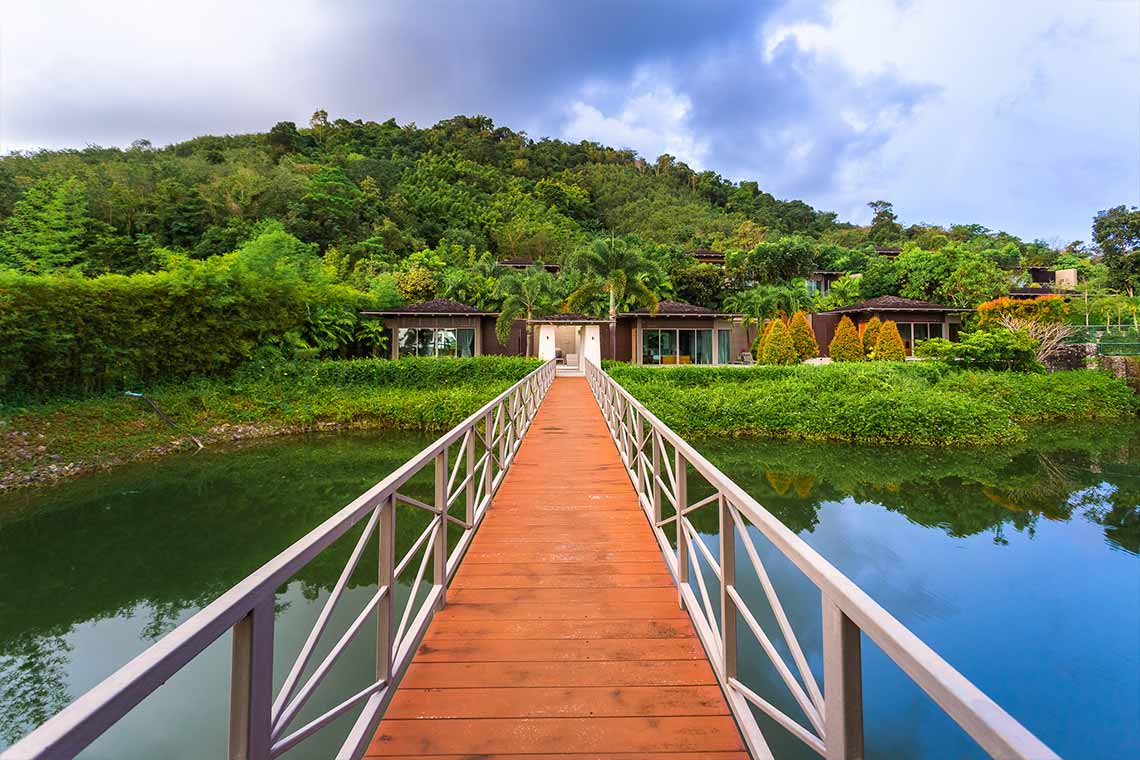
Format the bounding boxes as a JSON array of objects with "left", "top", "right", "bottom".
[{"left": 641, "top": 328, "right": 714, "bottom": 365}]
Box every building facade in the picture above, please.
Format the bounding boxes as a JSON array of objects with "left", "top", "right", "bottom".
[{"left": 812, "top": 296, "right": 972, "bottom": 356}]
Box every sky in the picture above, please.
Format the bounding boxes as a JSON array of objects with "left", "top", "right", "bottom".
[{"left": 1, "top": 0, "right": 1138, "bottom": 244}]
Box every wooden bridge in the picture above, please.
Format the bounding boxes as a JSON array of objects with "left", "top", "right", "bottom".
[
  {"left": 3, "top": 359, "right": 1058, "bottom": 760},
  {"left": 367, "top": 377, "right": 746, "bottom": 758}
]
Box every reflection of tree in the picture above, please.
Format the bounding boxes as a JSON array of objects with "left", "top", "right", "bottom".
[
  {"left": 0, "top": 632, "right": 72, "bottom": 746},
  {"left": 696, "top": 422, "right": 1140, "bottom": 552}
]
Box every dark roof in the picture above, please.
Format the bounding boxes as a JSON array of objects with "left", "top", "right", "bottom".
[
  {"left": 820, "top": 295, "right": 972, "bottom": 314},
  {"left": 500, "top": 257, "right": 560, "bottom": 272},
  {"left": 874, "top": 246, "right": 902, "bottom": 257},
  {"left": 690, "top": 248, "right": 726, "bottom": 263},
  {"left": 361, "top": 298, "right": 496, "bottom": 316},
  {"left": 529, "top": 313, "right": 609, "bottom": 323},
  {"left": 622, "top": 299, "right": 740, "bottom": 318}
]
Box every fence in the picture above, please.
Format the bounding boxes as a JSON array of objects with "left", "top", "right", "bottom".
[
  {"left": 2, "top": 359, "right": 557, "bottom": 760},
  {"left": 583, "top": 358, "right": 1059, "bottom": 760}
]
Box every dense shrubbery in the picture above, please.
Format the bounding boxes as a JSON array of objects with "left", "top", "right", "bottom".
[
  {"left": 3, "top": 356, "right": 542, "bottom": 483},
  {"left": 788, "top": 311, "right": 817, "bottom": 361},
  {"left": 977, "top": 295, "right": 1068, "bottom": 326},
  {"left": 606, "top": 362, "right": 1135, "bottom": 445},
  {"left": 873, "top": 320, "right": 907, "bottom": 360},
  {"left": 761, "top": 319, "right": 798, "bottom": 365},
  {"left": 0, "top": 228, "right": 385, "bottom": 397},
  {"left": 917, "top": 329, "right": 1040, "bottom": 371},
  {"left": 829, "top": 316, "right": 864, "bottom": 362},
  {"left": 860, "top": 317, "right": 881, "bottom": 358}
]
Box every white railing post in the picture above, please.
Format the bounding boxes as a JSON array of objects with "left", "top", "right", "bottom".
[
  {"left": 651, "top": 432, "right": 662, "bottom": 525},
  {"left": 823, "top": 597, "right": 864, "bottom": 760},
  {"left": 719, "top": 497, "right": 737, "bottom": 682},
  {"left": 434, "top": 450, "right": 448, "bottom": 609},
  {"left": 465, "top": 426, "right": 476, "bottom": 525},
  {"left": 229, "top": 596, "right": 274, "bottom": 760},
  {"left": 675, "top": 447, "right": 688, "bottom": 610},
  {"left": 483, "top": 410, "right": 494, "bottom": 505},
  {"left": 377, "top": 496, "right": 394, "bottom": 684}
]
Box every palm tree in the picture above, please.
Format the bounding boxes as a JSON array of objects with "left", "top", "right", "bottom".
[
  {"left": 565, "top": 237, "right": 660, "bottom": 350},
  {"left": 496, "top": 265, "right": 556, "bottom": 355},
  {"left": 725, "top": 283, "right": 811, "bottom": 344}
]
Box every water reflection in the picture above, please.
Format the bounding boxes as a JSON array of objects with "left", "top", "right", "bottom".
[
  {"left": 0, "top": 430, "right": 436, "bottom": 754},
  {"left": 690, "top": 421, "right": 1140, "bottom": 759},
  {"left": 696, "top": 422, "right": 1140, "bottom": 553}
]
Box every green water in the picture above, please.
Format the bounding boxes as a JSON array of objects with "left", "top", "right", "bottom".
[{"left": 0, "top": 423, "right": 1137, "bottom": 758}]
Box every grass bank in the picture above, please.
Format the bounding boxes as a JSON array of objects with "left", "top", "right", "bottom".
[
  {"left": 1, "top": 356, "right": 540, "bottom": 491},
  {"left": 605, "top": 362, "right": 1137, "bottom": 446}
]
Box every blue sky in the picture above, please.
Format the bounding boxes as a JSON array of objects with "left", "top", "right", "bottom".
[{"left": 1, "top": 0, "right": 1137, "bottom": 244}]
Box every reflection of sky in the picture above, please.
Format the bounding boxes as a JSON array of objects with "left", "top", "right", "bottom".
[{"left": 727, "top": 492, "right": 1140, "bottom": 759}]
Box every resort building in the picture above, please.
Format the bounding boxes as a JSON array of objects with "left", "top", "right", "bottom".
[
  {"left": 617, "top": 300, "right": 748, "bottom": 366},
  {"left": 361, "top": 299, "right": 525, "bottom": 359},
  {"left": 805, "top": 270, "right": 846, "bottom": 298},
  {"left": 362, "top": 298, "right": 750, "bottom": 366},
  {"left": 812, "top": 296, "right": 972, "bottom": 356}
]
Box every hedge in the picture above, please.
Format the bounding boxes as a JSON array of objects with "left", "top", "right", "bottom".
[
  {"left": 829, "top": 316, "right": 864, "bottom": 362},
  {"left": 874, "top": 320, "right": 907, "bottom": 361}
]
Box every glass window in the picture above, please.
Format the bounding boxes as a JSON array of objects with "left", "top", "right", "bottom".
[
  {"left": 659, "top": 330, "right": 677, "bottom": 364},
  {"left": 806, "top": 280, "right": 820, "bottom": 297},
  {"left": 415, "top": 328, "right": 434, "bottom": 356},
  {"left": 457, "top": 329, "right": 475, "bottom": 358},
  {"left": 435, "top": 329, "right": 457, "bottom": 357},
  {"left": 678, "top": 330, "right": 695, "bottom": 365},
  {"left": 718, "top": 329, "right": 730, "bottom": 365},
  {"left": 642, "top": 329, "right": 660, "bottom": 364},
  {"left": 398, "top": 328, "right": 419, "bottom": 356},
  {"left": 695, "top": 330, "right": 713, "bottom": 364},
  {"left": 895, "top": 322, "right": 912, "bottom": 354},
  {"left": 913, "top": 323, "right": 929, "bottom": 342}
]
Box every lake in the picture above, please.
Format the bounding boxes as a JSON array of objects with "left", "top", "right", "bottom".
[{"left": 1, "top": 423, "right": 1137, "bottom": 758}]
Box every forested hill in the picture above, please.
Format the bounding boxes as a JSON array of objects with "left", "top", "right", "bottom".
[{"left": 0, "top": 112, "right": 855, "bottom": 271}]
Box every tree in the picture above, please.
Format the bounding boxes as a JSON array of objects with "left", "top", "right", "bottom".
[
  {"left": 0, "top": 176, "right": 91, "bottom": 273},
  {"left": 874, "top": 320, "right": 907, "bottom": 360},
  {"left": 496, "top": 265, "right": 557, "bottom": 354},
  {"left": 860, "top": 317, "right": 882, "bottom": 358},
  {"left": 868, "top": 201, "right": 903, "bottom": 244},
  {"left": 788, "top": 311, "right": 818, "bottom": 361},
  {"left": 744, "top": 235, "right": 816, "bottom": 283},
  {"left": 671, "top": 263, "right": 726, "bottom": 308},
  {"left": 396, "top": 265, "right": 437, "bottom": 303},
  {"left": 565, "top": 237, "right": 660, "bottom": 348},
  {"left": 725, "top": 283, "right": 810, "bottom": 346},
  {"left": 829, "top": 316, "right": 864, "bottom": 361},
  {"left": 1093, "top": 205, "right": 1140, "bottom": 295},
  {"left": 997, "top": 315, "right": 1075, "bottom": 366},
  {"left": 859, "top": 256, "right": 901, "bottom": 298},
  {"left": 937, "top": 253, "right": 1008, "bottom": 307},
  {"left": 762, "top": 318, "right": 798, "bottom": 365}
]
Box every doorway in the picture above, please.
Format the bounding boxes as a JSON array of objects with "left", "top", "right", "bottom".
[{"left": 555, "top": 325, "right": 580, "bottom": 366}]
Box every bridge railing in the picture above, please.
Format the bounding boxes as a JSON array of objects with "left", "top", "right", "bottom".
[
  {"left": 583, "top": 358, "right": 1058, "bottom": 760},
  {"left": 3, "top": 358, "right": 557, "bottom": 760}
]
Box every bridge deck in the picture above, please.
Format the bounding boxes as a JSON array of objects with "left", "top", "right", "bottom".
[{"left": 366, "top": 377, "right": 746, "bottom": 759}]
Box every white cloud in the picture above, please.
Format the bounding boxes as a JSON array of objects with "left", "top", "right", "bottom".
[
  {"left": 762, "top": 0, "right": 1140, "bottom": 241},
  {"left": 561, "top": 72, "right": 709, "bottom": 168}
]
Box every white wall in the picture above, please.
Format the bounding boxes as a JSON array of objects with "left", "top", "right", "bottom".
[
  {"left": 537, "top": 324, "right": 558, "bottom": 361},
  {"left": 583, "top": 325, "right": 601, "bottom": 364}
]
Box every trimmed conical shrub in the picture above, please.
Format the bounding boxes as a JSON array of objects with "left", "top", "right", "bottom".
[
  {"left": 753, "top": 318, "right": 777, "bottom": 359},
  {"left": 860, "top": 317, "right": 882, "bottom": 359},
  {"left": 875, "top": 320, "right": 908, "bottom": 361},
  {"left": 829, "top": 316, "right": 864, "bottom": 362},
  {"left": 788, "top": 311, "right": 818, "bottom": 362},
  {"left": 762, "top": 318, "right": 799, "bottom": 365}
]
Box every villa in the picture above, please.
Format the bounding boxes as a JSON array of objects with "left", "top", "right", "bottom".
[
  {"left": 363, "top": 298, "right": 750, "bottom": 367},
  {"left": 812, "top": 295, "right": 972, "bottom": 356}
]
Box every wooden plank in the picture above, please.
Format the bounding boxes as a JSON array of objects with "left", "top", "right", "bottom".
[
  {"left": 446, "top": 587, "right": 678, "bottom": 605},
  {"left": 370, "top": 716, "right": 745, "bottom": 755},
  {"left": 373, "top": 754, "right": 749, "bottom": 760},
  {"left": 384, "top": 685, "right": 731, "bottom": 719},
  {"left": 368, "top": 377, "right": 742, "bottom": 757},
  {"left": 422, "top": 619, "right": 697, "bottom": 640},
  {"left": 414, "top": 637, "right": 705, "bottom": 662}
]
